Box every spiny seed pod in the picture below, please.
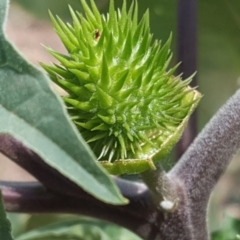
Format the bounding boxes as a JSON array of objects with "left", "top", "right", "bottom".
[{"left": 41, "top": 0, "right": 201, "bottom": 175}]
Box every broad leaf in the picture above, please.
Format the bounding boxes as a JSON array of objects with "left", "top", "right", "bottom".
[
  {"left": 0, "top": 0, "right": 126, "bottom": 205},
  {"left": 16, "top": 218, "right": 141, "bottom": 240},
  {"left": 0, "top": 191, "right": 14, "bottom": 240}
]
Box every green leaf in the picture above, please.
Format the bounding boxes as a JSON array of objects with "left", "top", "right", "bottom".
[
  {"left": 0, "top": 0, "right": 126, "bottom": 205},
  {"left": 16, "top": 220, "right": 111, "bottom": 240},
  {"left": 0, "top": 191, "right": 14, "bottom": 240},
  {"left": 15, "top": 218, "right": 141, "bottom": 240},
  {"left": 211, "top": 214, "right": 240, "bottom": 240}
]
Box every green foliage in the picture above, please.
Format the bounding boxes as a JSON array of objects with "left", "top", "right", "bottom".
[
  {"left": 14, "top": 216, "right": 141, "bottom": 240},
  {"left": 13, "top": 0, "right": 83, "bottom": 20},
  {"left": 0, "top": 0, "right": 126, "bottom": 205},
  {"left": 211, "top": 214, "right": 240, "bottom": 240},
  {"left": 42, "top": 0, "right": 201, "bottom": 175},
  {"left": 0, "top": 191, "right": 14, "bottom": 240}
]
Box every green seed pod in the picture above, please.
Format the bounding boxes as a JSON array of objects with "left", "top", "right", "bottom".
[{"left": 41, "top": 0, "right": 201, "bottom": 175}]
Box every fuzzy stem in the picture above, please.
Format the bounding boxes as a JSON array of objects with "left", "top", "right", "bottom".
[
  {"left": 0, "top": 180, "right": 155, "bottom": 237},
  {"left": 141, "top": 167, "right": 178, "bottom": 211},
  {"left": 170, "top": 88, "right": 240, "bottom": 239}
]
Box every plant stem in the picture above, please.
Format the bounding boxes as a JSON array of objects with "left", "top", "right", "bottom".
[
  {"left": 170, "top": 88, "right": 240, "bottom": 239},
  {"left": 141, "top": 167, "right": 178, "bottom": 212},
  {"left": 1, "top": 180, "right": 157, "bottom": 238},
  {"left": 176, "top": 0, "right": 198, "bottom": 159}
]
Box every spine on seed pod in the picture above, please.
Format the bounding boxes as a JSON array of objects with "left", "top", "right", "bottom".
[{"left": 41, "top": 0, "right": 201, "bottom": 175}]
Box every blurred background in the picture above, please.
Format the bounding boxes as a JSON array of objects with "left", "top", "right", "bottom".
[{"left": 1, "top": 0, "right": 240, "bottom": 238}]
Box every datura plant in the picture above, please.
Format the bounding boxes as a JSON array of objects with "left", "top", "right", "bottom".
[{"left": 41, "top": 0, "right": 201, "bottom": 175}]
